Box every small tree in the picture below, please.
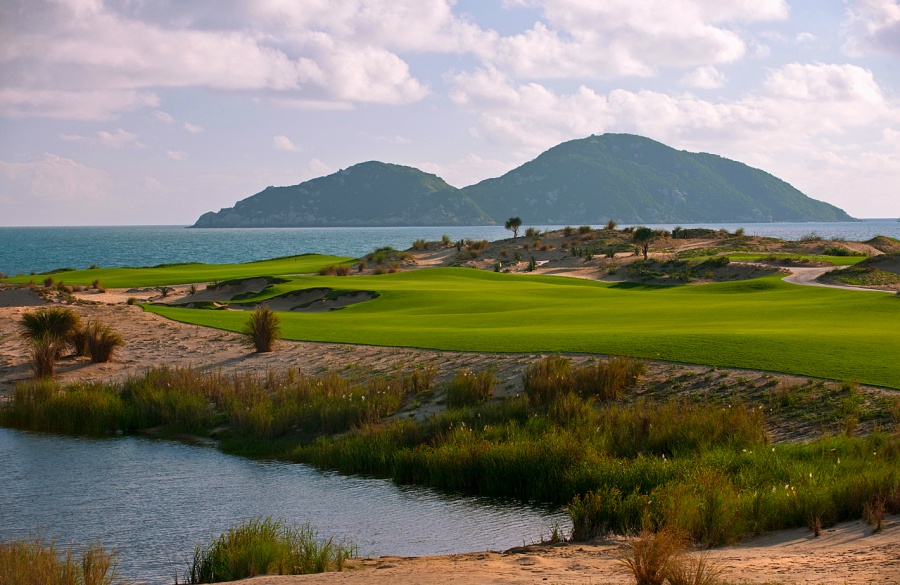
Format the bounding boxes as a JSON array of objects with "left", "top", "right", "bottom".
[
  {"left": 504, "top": 217, "right": 522, "bottom": 239},
  {"left": 632, "top": 226, "right": 655, "bottom": 260}
]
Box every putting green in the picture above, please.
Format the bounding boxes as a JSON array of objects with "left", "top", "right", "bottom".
[
  {"left": 148, "top": 268, "right": 900, "bottom": 389},
  {"left": 2, "top": 255, "right": 354, "bottom": 288}
]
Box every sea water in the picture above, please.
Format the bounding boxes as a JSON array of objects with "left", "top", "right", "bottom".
[{"left": 2, "top": 219, "right": 898, "bottom": 277}]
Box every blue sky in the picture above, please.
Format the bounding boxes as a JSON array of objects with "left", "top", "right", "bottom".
[{"left": 1, "top": 0, "right": 898, "bottom": 225}]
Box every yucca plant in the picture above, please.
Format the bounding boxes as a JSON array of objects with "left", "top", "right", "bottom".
[
  {"left": 243, "top": 305, "right": 280, "bottom": 353},
  {"left": 84, "top": 321, "right": 125, "bottom": 363}
]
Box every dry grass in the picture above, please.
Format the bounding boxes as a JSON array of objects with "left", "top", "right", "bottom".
[
  {"left": 617, "top": 528, "right": 688, "bottom": 585},
  {"left": 84, "top": 321, "right": 125, "bottom": 363},
  {"left": 0, "top": 537, "right": 124, "bottom": 585},
  {"left": 30, "top": 334, "right": 58, "bottom": 378}
]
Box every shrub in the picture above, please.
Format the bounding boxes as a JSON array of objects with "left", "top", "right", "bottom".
[
  {"left": 19, "top": 307, "right": 82, "bottom": 357},
  {"left": 84, "top": 321, "right": 125, "bottom": 363},
  {"left": 334, "top": 265, "right": 350, "bottom": 276},
  {"left": 412, "top": 238, "right": 429, "bottom": 251},
  {"left": 441, "top": 234, "right": 452, "bottom": 246},
  {"left": 525, "top": 227, "right": 539, "bottom": 237},
  {"left": 563, "top": 226, "right": 575, "bottom": 236},
  {"left": 605, "top": 220, "right": 617, "bottom": 230},
  {"left": 0, "top": 537, "right": 124, "bottom": 585},
  {"left": 189, "top": 284, "right": 199, "bottom": 295},
  {"left": 319, "top": 265, "right": 337, "bottom": 276},
  {"left": 357, "top": 259, "right": 367, "bottom": 272},
  {"left": 126, "top": 297, "right": 138, "bottom": 305},
  {"left": 243, "top": 305, "right": 280, "bottom": 353},
  {"left": 445, "top": 369, "right": 496, "bottom": 408},
  {"left": 617, "top": 528, "right": 687, "bottom": 585},
  {"left": 579, "top": 225, "right": 592, "bottom": 234},
  {"left": 573, "top": 356, "right": 646, "bottom": 400},
  {"left": 185, "top": 517, "right": 355, "bottom": 583},
  {"left": 91, "top": 278, "right": 102, "bottom": 290},
  {"left": 43, "top": 276, "right": 54, "bottom": 288},
  {"left": 666, "top": 553, "right": 724, "bottom": 585},
  {"left": 30, "top": 334, "right": 58, "bottom": 378}
]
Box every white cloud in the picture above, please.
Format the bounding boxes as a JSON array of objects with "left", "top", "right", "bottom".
[
  {"left": 183, "top": 122, "right": 204, "bottom": 133},
  {"left": 97, "top": 128, "right": 144, "bottom": 149},
  {"left": 0, "top": 154, "right": 113, "bottom": 205},
  {"left": 154, "top": 110, "right": 175, "bottom": 124},
  {"left": 166, "top": 150, "right": 187, "bottom": 160},
  {"left": 680, "top": 66, "right": 727, "bottom": 89},
  {"left": 843, "top": 0, "right": 900, "bottom": 56},
  {"left": 795, "top": 32, "right": 817, "bottom": 44},
  {"left": 0, "top": 89, "right": 159, "bottom": 121},
  {"left": 488, "top": 0, "right": 789, "bottom": 78},
  {"left": 272, "top": 135, "right": 300, "bottom": 152}
]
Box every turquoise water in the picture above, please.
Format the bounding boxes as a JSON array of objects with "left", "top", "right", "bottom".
[
  {"left": 2, "top": 220, "right": 898, "bottom": 277},
  {"left": 0, "top": 427, "right": 567, "bottom": 584}
]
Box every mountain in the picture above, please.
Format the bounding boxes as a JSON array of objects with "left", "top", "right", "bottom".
[
  {"left": 192, "top": 134, "right": 853, "bottom": 228},
  {"left": 459, "top": 134, "right": 853, "bottom": 224},
  {"left": 192, "top": 161, "right": 492, "bottom": 227}
]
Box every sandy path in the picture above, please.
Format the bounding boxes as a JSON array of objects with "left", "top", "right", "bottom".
[{"left": 227, "top": 517, "right": 899, "bottom": 585}]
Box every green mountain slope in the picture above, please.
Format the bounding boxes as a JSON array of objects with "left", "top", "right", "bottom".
[
  {"left": 193, "top": 134, "right": 853, "bottom": 227},
  {"left": 193, "top": 161, "right": 493, "bottom": 227},
  {"left": 461, "top": 134, "right": 853, "bottom": 224}
]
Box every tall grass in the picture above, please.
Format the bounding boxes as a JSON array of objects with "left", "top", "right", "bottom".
[
  {"left": 242, "top": 305, "right": 280, "bottom": 353},
  {"left": 185, "top": 517, "right": 355, "bottom": 583},
  {"left": 0, "top": 537, "right": 123, "bottom": 585},
  {"left": 445, "top": 368, "right": 495, "bottom": 408},
  {"left": 525, "top": 355, "right": 645, "bottom": 404},
  {"left": 617, "top": 528, "right": 687, "bottom": 585}
]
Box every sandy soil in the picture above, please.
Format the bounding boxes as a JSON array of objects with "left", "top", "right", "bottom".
[{"left": 228, "top": 517, "right": 899, "bottom": 585}]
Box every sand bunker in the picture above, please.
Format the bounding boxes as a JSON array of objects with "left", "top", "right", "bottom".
[
  {"left": 225, "top": 288, "right": 377, "bottom": 312},
  {"left": 0, "top": 286, "right": 46, "bottom": 308},
  {"left": 173, "top": 277, "right": 272, "bottom": 304}
]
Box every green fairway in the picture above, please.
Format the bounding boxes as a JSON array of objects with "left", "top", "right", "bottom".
[
  {"left": 147, "top": 268, "right": 900, "bottom": 389},
  {"left": 2, "top": 255, "right": 354, "bottom": 288},
  {"left": 724, "top": 253, "right": 866, "bottom": 266}
]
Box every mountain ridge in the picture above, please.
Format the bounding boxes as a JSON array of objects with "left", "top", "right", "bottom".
[{"left": 192, "top": 134, "right": 853, "bottom": 227}]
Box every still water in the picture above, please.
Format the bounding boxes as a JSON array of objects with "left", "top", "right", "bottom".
[
  {"left": 2, "top": 219, "right": 898, "bottom": 277},
  {"left": 0, "top": 427, "right": 568, "bottom": 584}
]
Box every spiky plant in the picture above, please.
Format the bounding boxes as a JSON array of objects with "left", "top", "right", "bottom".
[
  {"left": 19, "top": 307, "right": 82, "bottom": 357},
  {"left": 243, "top": 305, "right": 280, "bottom": 353},
  {"left": 30, "top": 333, "right": 59, "bottom": 378}
]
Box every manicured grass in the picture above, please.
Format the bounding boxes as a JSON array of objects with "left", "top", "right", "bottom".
[
  {"left": 2, "top": 255, "right": 354, "bottom": 288},
  {"left": 724, "top": 253, "right": 866, "bottom": 266},
  {"left": 148, "top": 269, "right": 900, "bottom": 389}
]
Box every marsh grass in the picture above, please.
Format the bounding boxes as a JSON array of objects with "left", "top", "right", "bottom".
[
  {"left": 185, "top": 517, "right": 355, "bottom": 583},
  {"left": 525, "top": 355, "right": 645, "bottom": 404},
  {"left": 445, "top": 368, "right": 495, "bottom": 408},
  {"left": 0, "top": 537, "right": 123, "bottom": 585},
  {"left": 243, "top": 305, "right": 280, "bottom": 353}
]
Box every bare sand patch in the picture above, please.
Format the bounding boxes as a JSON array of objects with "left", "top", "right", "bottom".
[{"left": 223, "top": 516, "right": 899, "bottom": 585}]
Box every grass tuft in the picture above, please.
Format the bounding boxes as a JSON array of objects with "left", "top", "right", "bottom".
[
  {"left": 30, "top": 334, "right": 58, "bottom": 378},
  {"left": 617, "top": 527, "right": 687, "bottom": 585},
  {"left": 185, "top": 517, "right": 355, "bottom": 583},
  {"left": 242, "top": 305, "right": 280, "bottom": 353},
  {"left": 84, "top": 321, "right": 125, "bottom": 363}
]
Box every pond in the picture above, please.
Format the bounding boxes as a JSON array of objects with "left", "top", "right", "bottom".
[{"left": 0, "top": 427, "right": 568, "bottom": 584}]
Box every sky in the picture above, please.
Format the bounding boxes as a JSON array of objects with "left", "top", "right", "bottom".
[{"left": 1, "top": 0, "right": 898, "bottom": 226}]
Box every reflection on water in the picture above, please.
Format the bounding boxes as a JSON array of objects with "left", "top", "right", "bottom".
[{"left": 0, "top": 427, "right": 568, "bottom": 584}]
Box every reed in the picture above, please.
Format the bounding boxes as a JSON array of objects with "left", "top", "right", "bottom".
[
  {"left": 0, "top": 537, "right": 124, "bottom": 585},
  {"left": 185, "top": 517, "right": 355, "bottom": 583},
  {"left": 445, "top": 368, "right": 495, "bottom": 408}
]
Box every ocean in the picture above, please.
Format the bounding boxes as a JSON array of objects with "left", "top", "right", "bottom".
[{"left": 2, "top": 220, "right": 898, "bottom": 277}]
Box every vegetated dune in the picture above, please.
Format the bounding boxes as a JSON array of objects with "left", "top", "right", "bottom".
[{"left": 173, "top": 277, "right": 272, "bottom": 303}]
